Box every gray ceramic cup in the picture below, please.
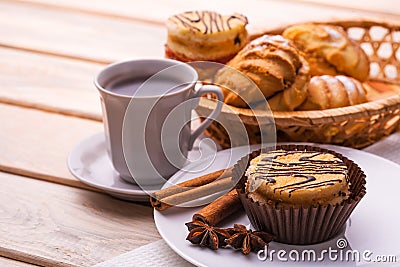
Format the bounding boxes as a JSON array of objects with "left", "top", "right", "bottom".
[{"left": 95, "top": 59, "right": 223, "bottom": 186}]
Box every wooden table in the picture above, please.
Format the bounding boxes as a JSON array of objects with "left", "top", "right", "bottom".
[{"left": 0, "top": 0, "right": 399, "bottom": 266}]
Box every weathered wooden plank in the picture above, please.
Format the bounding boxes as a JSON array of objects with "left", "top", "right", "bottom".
[
  {"left": 0, "top": 257, "right": 37, "bottom": 267},
  {"left": 0, "top": 47, "right": 102, "bottom": 121},
  {"left": 0, "top": 1, "right": 165, "bottom": 63},
  {"left": 0, "top": 103, "right": 103, "bottom": 189},
  {"left": 289, "top": 0, "right": 400, "bottom": 16},
  {"left": 0, "top": 0, "right": 396, "bottom": 67},
  {"left": 0, "top": 171, "right": 160, "bottom": 267},
  {"left": 10, "top": 0, "right": 398, "bottom": 34}
]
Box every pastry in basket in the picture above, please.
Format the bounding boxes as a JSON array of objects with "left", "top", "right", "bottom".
[
  {"left": 282, "top": 24, "right": 370, "bottom": 81},
  {"left": 245, "top": 149, "right": 350, "bottom": 206},
  {"left": 214, "top": 35, "right": 310, "bottom": 109},
  {"left": 236, "top": 145, "right": 366, "bottom": 244},
  {"left": 165, "top": 11, "right": 248, "bottom": 63},
  {"left": 298, "top": 75, "right": 368, "bottom": 110}
]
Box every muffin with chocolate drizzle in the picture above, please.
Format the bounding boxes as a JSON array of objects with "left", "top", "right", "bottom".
[
  {"left": 235, "top": 145, "right": 366, "bottom": 245},
  {"left": 246, "top": 150, "right": 350, "bottom": 207},
  {"left": 165, "top": 11, "right": 248, "bottom": 63}
]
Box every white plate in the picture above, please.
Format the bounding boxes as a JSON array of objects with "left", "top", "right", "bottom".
[
  {"left": 154, "top": 144, "right": 400, "bottom": 266},
  {"left": 67, "top": 132, "right": 217, "bottom": 201}
]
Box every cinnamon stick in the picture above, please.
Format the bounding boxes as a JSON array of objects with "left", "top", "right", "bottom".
[
  {"left": 160, "top": 177, "right": 233, "bottom": 208},
  {"left": 150, "top": 168, "right": 233, "bottom": 210},
  {"left": 192, "top": 189, "right": 242, "bottom": 226}
]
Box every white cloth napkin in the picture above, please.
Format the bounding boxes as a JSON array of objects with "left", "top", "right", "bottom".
[
  {"left": 93, "top": 239, "right": 194, "bottom": 267},
  {"left": 363, "top": 131, "right": 400, "bottom": 165},
  {"left": 95, "top": 131, "right": 400, "bottom": 267}
]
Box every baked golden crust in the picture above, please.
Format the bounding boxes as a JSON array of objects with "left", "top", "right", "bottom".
[
  {"left": 283, "top": 24, "right": 370, "bottom": 81},
  {"left": 164, "top": 44, "right": 237, "bottom": 64},
  {"left": 166, "top": 11, "right": 248, "bottom": 63},
  {"left": 215, "top": 35, "right": 310, "bottom": 109},
  {"left": 245, "top": 150, "right": 350, "bottom": 207},
  {"left": 298, "top": 75, "right": 368, "bottom": 110}
]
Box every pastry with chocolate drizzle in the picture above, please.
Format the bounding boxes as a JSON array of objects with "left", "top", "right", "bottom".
[
  {"left": 165, "top": 11, "right": 248, "bottom": 63},
  {"left": 236, "top": 145, "right": 366, "bottom": 245},
  {"left": 246, "top": 150, "right": 350, "bottom": 206}
]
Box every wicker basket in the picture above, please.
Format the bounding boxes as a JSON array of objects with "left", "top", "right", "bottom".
[{"left": 196, "top": 19, "right": 400, "bottom": 149}]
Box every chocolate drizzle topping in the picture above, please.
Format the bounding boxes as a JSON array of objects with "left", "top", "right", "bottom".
[
  {"left": 226, "top": 14, "right": 248, "bottom": 29},
  {"left": 171, "top": 11, "right": 247, "bottom": 34},
  {"left": 250, "top": 151, "right": 347, "bottom": 196}
]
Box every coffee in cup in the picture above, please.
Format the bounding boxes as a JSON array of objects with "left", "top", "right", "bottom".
[{"left": 95, "top": 59, "right": 224, "bottom": 186}]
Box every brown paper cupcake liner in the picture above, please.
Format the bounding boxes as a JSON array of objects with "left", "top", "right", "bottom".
[{"left": 234, "top": 144, "right": 366, "bottom": 245}]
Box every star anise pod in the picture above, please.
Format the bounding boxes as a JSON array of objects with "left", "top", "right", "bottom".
[
  {"left": 226, "top": 224, "right": 274, "bottom": 255},
  {"left": 185, "top": 221, "right": 231, "bottom": 250}
]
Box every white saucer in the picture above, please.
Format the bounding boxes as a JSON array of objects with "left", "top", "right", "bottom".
[
  {"left": 154, "top": 144, "right": 400, "bottom": 266},
  {"left": 67, "top": 132, "right": 217, "bottom": 201}
]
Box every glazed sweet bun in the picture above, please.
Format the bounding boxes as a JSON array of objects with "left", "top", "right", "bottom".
[
  {"left": 283, "top": 24, "right": 370, "bottom": 82},
  {"left": 298, "top": 75, "right": 368, "bottom": 110},
  {"left": 215, "top": 35, "right": 310, "bottom": 109},
  {"left": 165, "top": 11, "right": 248, "bottom": 63},
  {"left": 246, "top": 150, "right": 350, "bottom": 207}
]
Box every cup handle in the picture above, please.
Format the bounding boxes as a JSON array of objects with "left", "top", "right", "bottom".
[{"left": 188, "top": 84, "right": 224, "bottom": 150}]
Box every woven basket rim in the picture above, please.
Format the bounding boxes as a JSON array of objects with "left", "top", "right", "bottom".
[
  {"left": 249, "top": 18, "right": 400, "bottom": 38},
  {"left": 199, "top": 93, "right": 400, "bottom": 122}
]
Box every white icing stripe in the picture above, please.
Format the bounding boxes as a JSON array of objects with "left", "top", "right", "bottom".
[{"left": 336, "top": 75, "right": 357, "bottom": 105}]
